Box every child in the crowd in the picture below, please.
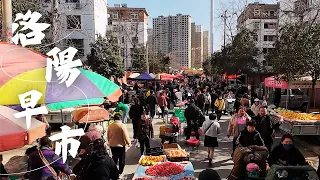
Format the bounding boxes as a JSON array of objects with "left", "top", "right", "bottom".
[
  {"left": 138, "top": 112, "right": 154, "bottom": 155},
  {"left": 201, "top": 113, "right": 221, "bottom": 167},
  {"left": 0, "top": 154, "right": 9, "bottom": 180}
]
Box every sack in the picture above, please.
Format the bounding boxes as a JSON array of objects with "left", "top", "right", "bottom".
[{"left": 157, "top": 106, "right": 162, "bottom": 113}]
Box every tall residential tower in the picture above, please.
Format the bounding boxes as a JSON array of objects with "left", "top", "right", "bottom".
[{"left": 153, "top": 14, "right": 192, "bottom": 68}]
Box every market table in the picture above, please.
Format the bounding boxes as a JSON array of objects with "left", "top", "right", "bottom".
[{"left": 133, "top": 162, "right": 195, "bottom": 180}]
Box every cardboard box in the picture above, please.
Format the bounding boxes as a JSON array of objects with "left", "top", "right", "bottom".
[{"left": 163, "top": 143, "right": 181, "bottom": 150}]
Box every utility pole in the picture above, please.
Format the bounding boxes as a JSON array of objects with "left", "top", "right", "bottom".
[
  {"left": 210, "top": 0, "right": 214, "bottom": 54},
  {"left": 2, "top": 0, "right": 13, "bottom": 42},
  {"left": 222, "top": 10, "right": 228, "bottom": 48},
  {"left": 146, "top": 45, "right": 149, "bottom": 73}
]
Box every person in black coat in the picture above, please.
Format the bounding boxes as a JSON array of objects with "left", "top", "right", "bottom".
[
  {"left": 184, "top": 100, "right": 204, "bottom": 140},
  {"left": 268, "top": 134, "right": 307, "bottom": 167},
  {"left": 0, "top": 154, "right": 8, "bottom": 180},
  {"left": 74, "top": 139, "right": 119, "bottom": 180},
  {"left": 254, "top": 107, "right": 280, "bottom": 153},
  {"left": 236, "top": 120, "right": 265, "bottom": 148},
  {"left": 129, "top": 98, "right": 144, "bottom": 140},
  {"left": 146, "top": 90, "right": 157, "bottom": 119}
]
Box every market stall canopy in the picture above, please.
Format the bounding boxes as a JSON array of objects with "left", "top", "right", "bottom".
[
  {"left": 130, "top": 72, "right": 154, "bottom": 81},
  {"left": 158, "top": 73, "right": 176, "bottom": 81},
  {"left": 72, "top": 106, "right": 109, "bottom": 123},
  {"left": 0, "top": 105, "right": 46, "bottom": 152},
  {"left": 0, "top": 68, "right": 122, "bottom": 110},
  {"left": 149, "top": 73, "right": 156, "bottom": 78},
  {"left": 128, "top": 73, "right": 140, "bottom": 79}
]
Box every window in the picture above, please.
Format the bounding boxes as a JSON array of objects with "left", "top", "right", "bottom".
[
  {"left": 66, "top": 0, "right": 79, "bottom": 2},
  {"left": 121, "top": 36, "right": 125, "bottom": 43},
  {"left": 264, "top": 23, "right": 276, "bottom": 29},
  {"left": 263, "top": 48, "right": 268, "bottom": 54},
  {"left": 132, "top": 37, "right": 138, "bottom": 44},
  {"left": 264, "top": 35, "right": 276, "bottom": 41},
  {"left": 64, "top": 39, "right": 84, "bottom": 56},
  {"left": 270, "top": 11, "right": 275, "bottom": 16},
  {"left": 253, "top": 22, "right": 260, "bottom": 29},
  {"left": 66, "top": 15, "right": 81, "bottom": 29},
  {"left": 131, "top": 24, "right": 137, "bottom": 31},
  {"left": 113, "top": 24, "right": 119, "bottom": 31},
  {"left": 253, "top": 35, "right": 258, "bottom": 41},
  {"left": 131, "top": 13, "right": 139, "bottom": 19},
  {"left": 120, "top": 48, "right": 125, "bottom": 57},
  {"left": 112, "top": 13, "right": 119, "bottom": 19},
  {"left": 253, "top": 9, "right": 260, "bottom": 16}
]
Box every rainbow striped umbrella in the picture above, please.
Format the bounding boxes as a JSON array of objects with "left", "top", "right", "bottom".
[{"left": 0, "top": 67, "right": 122, "bottom": 110}]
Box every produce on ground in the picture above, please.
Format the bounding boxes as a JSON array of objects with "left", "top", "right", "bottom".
[
  {"left": 146, "top": 162, "right": 185, "bottom": 176},
  {"left": 165, "top": 149, "right": 189, "bottom": 157},
  {"left": 275, "top": 108, "right": 320, "bottom": 120},
  {"left": 139, "top": 156, "right": 165, "bottom": 166}
]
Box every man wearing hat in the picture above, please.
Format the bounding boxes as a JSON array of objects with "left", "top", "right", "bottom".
[{"left": 251, "top": 98, "right": 261, "bottom": 116}]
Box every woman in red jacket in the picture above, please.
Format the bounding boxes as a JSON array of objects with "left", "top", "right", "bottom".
[{"left": 157, "top": 92, "right": 167, "bottom": 119}]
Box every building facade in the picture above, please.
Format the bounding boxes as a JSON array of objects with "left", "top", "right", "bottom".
[
  {"left": 237, "top": 2, "right": 278, "bottom": 67},
  {"left": 278, "top": 0, "right": 319, "bottom": 27},
  {"left": 41, "top": 0, "right": 108, "bottom": 60},
  {"left": 153, "top": 14, "right": 192, "bottom": 68},
  {"left": 203, "top": 31, "right": 210, "bottom": 61},
  {"left": 108, "top": 4, "right": 148, "bottom": 69},
  {"left": 191, "top": 24, "right": 204, "bottom": 68}
]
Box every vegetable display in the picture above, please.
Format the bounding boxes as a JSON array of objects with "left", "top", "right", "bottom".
[
  {"left": 146, "top": 162, "right": 185, "bottom": 176},
  {"left": 165, "top": 149, "right": 189, "bottom": 157},
  {"left": 139, "top": 156, "right": 165, "bottom": 166},
  {"left": 276, "top": 108, "right": 320, "bottom": 120}
]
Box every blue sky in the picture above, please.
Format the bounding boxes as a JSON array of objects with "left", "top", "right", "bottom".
[{"left": 107, "top": 0, "right": 276, "bottom": 51}]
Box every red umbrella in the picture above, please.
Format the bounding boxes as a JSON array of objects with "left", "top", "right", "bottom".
[{"left": 175, "top": 73, "right": 184, "bottom": 79}]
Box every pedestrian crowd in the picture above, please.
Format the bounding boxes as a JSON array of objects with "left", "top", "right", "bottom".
[{"left": 0, "top": 78, "right": 318, "bottom": 180}]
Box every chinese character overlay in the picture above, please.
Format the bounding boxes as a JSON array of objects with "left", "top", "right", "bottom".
[
  {"left": 13, "top": 90, "right": 48, "bottom": 129},
  {"left": 49, "top": 126, "right": 85, "bottom": 163},
  {"left": 12, "top": 10, "right": 50, "bottom": 47},
  {"left": 46, "top": 47, "right": 83, "bottom": 87}
]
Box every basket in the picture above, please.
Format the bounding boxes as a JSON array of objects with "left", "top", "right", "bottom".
[{"left": 247, "top": 171, "right": 260, "bottom": 178}]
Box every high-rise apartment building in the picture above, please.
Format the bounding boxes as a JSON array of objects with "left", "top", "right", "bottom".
[
  {"left": 108, "top": 4, "right": 148, "bottom": 69},
  {"left": 191, "top": 23, "right": 204, "bottom": 68},
  {"left": 41, "top": 0, "right": 109, "bottom": 60},
  {"left": 153, "top": 14, "right": 192, "bottom": 68},
  {"left": 237, "top": 2, "right": 278, "bottom": 67},
  {"left": 203, "top": 31, "right": 210, "bottom": 61}
]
